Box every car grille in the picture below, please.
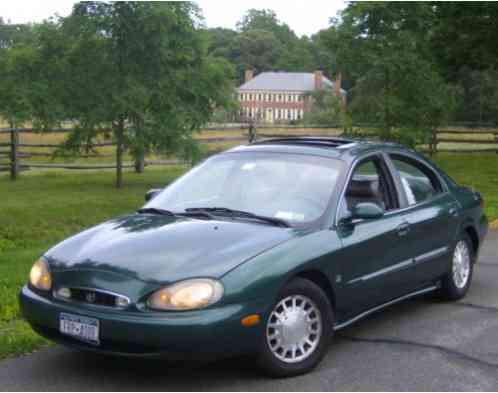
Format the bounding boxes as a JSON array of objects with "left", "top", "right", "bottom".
[{"left": 54, "top": 287, "right": 130, "bottom": 309}]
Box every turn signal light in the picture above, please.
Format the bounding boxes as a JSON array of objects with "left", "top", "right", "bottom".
[{"left": 241, "top": 314, "right": 260, "bottom": 327}]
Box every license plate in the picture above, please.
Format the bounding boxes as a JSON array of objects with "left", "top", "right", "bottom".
[{"left": 59, "top": 313, "right": 100, "bottom": 345}]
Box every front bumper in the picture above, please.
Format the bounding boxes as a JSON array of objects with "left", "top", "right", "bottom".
[{"left": 20, "top": 285, "right": 265, "bottom": 359}]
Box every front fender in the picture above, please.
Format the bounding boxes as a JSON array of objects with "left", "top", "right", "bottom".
[{"left": 220, "top": 229, "right": 343, "bottom": 308}]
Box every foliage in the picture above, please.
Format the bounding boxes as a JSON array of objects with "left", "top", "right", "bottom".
[
  {"left": 0, "top": 44, "right": 35, "bottom": 127},
  {"left": 2, "top": 2, "right": 498, "bottom": 159},
  {"left": 302, "top": 90, "right": 343, "bottom": 126},
  {"left": 319, "top": 3, "right": 455, "bottom": 146},
  {"left": 51, "top": 1, "right": 235, "bottom": 186},
  {"left": 0, "top": 20, "right": 64, "bottom": 128},
  {"left": 0, "top": 3, "right": 236, "bottom": 186},
  {"left": 206, "top": 9, "right": 316, "bottom": 83},
  {"left": 0, "top": 17, "right": 35, "bottom": 49},
  {"left": 432, "top": 3, "right": 498, "bottom": 74}
]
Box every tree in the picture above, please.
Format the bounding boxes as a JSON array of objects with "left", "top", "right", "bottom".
[
  {"left": 302, "top": 90, "right": 344, "bottom": 126},
  {"left": 204, "top": 9, "right": 319, "bottom": 84},
  {"left": 56, "top": 1, "right": 234, "bottom": 187},
  {"left": 236, "top": 29, "right": 282, "bottom": 74},
  {"left": 432, "top": 3, "right": 498, "bottom": 76},
  {"left": 0, "top": 17, "right": 35, "bottom": 49},
  {"left": 319, "top": 2, "right": 454, "bottom": 146},
  {"left": 427, "top": 3, "right": 498, "bottom": 124},
  {"left": 237, "top": 9, "right": 316, "bottom": 73}
]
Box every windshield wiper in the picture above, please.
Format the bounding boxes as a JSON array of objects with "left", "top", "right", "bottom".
[
  {"left": 137, "top": 207, "right": 176, "bottom": 216},
  {"left": 138, "top": 207, "right": 217, "bottom": 220},
  {"left": 185, "top": 207, "right": 290, "bottom": 228}
]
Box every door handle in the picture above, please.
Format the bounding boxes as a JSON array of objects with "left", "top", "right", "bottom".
[
  {"left": 396, "top": 222, "right": 411, "bottom": 237},
  {"left": 448, "top": 207, "right": 459, "bottom": 217}
]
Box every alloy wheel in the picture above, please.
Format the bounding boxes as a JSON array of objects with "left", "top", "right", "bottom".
[
  {"left": 266, "top": 295, "right": 322, "bottom": 364},
  {"left": 452, "top": 240, "right": 471, "bottom": 289}
]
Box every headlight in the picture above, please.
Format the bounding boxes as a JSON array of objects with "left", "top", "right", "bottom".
[
  {"left": 147, "top": 279, "right": 223, "bottom": 311},
  {"left": 29, "top": 258, "right": 52, "bottom": 291}
]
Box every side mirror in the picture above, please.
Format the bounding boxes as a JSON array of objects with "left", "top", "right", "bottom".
[
  {"left": 352, "top": 202, "right": 385, "bottom": 220},
  {"left": 145, "top": 189, "right": 162, "bottom": 202}
]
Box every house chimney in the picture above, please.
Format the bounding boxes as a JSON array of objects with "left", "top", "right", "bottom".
[
  {"left": 314, "top": 70, "right": 323, "bottom": 90},
  {"left": 245, "top": 69, "right": 254, "bottom": 83},
  {"left": 334, "top": 71, "right": 342, "bottom": 98}
]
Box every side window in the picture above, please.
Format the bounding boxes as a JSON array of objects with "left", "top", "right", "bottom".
[
  {"left": 343, "top": 157, "right": 398, "bottom": 214},
  {"left": 389, "top": 155, "right": 442, "bottom": 205}
]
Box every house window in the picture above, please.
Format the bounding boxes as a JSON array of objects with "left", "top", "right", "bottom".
[
  {"left": 288, "top": 95, "right": 292, "bottom": 102},
  {"left": 279, "top": 94, "right": 282, "bottom": 102}
]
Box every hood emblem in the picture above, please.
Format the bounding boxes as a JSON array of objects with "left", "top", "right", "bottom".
[{"left": 86, "top": 292, "right": 96, "bottom": 303}]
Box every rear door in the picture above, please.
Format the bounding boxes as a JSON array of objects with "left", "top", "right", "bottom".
[{"left": 386, "top": 153, "right": 460, "bottom": 287}]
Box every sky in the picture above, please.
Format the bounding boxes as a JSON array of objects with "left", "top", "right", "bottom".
[{"left": 0, "top": 0, "right": 346, "bottom": 37}]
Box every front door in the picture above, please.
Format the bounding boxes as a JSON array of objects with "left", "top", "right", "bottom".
[{"left": 334, "top": 155, "right": 412, "bottom": 318}]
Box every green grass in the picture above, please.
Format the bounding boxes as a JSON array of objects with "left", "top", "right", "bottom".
[
  {"left": 0, "top": 152, "right": 497, "bottom": 361},
  {"left": 433, "top": 153, "right": 498, "bottom": 220},
  {"left": 0, "top": 166, "right": 187, "bottom": 360}
]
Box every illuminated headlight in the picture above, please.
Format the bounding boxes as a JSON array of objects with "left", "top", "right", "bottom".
[
  {"left": 147, "top": 279, "right": 223, "bottom": 311},
  {"left": 29, "top": 258, "right": 52, "bottom": 291}
]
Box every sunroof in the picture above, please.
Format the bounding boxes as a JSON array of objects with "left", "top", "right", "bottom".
[{"left": 253, "top": 137, "right": 356, "bottom": 149}]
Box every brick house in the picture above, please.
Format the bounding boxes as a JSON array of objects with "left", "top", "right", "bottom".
[{"left": 237, "top": 70, "right": 346, "bottom": 123}]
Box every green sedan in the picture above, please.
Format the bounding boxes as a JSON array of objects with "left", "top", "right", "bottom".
[{"left": 20, "top": 137, "right": 488, "bottom": 377}]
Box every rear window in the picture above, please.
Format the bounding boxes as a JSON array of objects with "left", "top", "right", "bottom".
[{"left": 390, "top": 155, "right": 442, "bottom": 205}]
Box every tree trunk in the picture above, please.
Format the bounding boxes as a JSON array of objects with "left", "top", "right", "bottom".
[
  {"left": 115, "top": 119, "right": 125, "bottom": 188},
  {"left": 134, "top": 150, "right": 145, "bottom": 173},
  {"left": 384, "top": 67, "right": 391, "bottom": 140},
  {"left": 10, "top": 122, "right": 18, "bottom": 181}
]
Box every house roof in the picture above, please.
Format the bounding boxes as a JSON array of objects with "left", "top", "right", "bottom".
[{"left": 237, "top": 72, "right": 347, "bottom": 95}]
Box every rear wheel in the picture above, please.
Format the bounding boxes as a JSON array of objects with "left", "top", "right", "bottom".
[
  {"left": 257, "top": 277, "right": 334, "bottom": 378},
  {"left": 440, "top": 233, "right": 474, "bottom": 300}
]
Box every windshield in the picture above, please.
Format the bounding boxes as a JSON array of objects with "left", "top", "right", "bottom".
[{"left": 145, "top": 152, "right": 343, "bottom": 225}]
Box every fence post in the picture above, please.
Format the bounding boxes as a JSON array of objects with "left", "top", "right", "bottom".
[
  {"left": 247, "top": 121, "right": 256, "bottom": 143},
  {"left": 115, "top": 119, "right": 124, "bottom": 189},
  {"left": 10, "top": 127, "right": 19, "bottom": 181},
  {"left": 430, "top": 128, "right": 438, "bottom": 156}
]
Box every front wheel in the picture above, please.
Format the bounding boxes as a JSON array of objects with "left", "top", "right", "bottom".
[
  {"left": 257, "top": 277, "right": 334, "bottom": 378},
  {"left": 440, "top": 233, "right": 474, "bottom": 300}
]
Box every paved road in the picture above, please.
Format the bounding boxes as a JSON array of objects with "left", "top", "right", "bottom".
[{"left": 2, "top": 231, "right": 498, "bottom": 391}]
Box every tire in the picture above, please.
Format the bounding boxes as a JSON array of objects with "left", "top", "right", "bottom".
[
  {"left": 257, "top": 277, "right": 334, "bottom": 378},
  {"left": 440, "top": 232, "right": 474, "bottom": 300}
]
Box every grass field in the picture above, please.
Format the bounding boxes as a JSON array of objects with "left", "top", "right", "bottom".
[
  {"left": 0, "top": 166, "right": 187, "bottom": 360},
  {"left": 0, "top": 151, "right": 497, "bottom": 361}
]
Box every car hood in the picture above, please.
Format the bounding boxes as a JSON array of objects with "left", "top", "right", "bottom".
[{"left": 45, "top": 214, "right": 296, "bottom": 284}]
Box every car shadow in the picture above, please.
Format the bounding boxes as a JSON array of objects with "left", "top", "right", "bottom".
[{"left": 45, "top": 298, "right": 436, "bottom": 389}]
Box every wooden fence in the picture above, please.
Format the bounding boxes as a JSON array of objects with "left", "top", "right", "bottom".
[{"left": 1, "top": 125, "right": 497, "bottom": 180}]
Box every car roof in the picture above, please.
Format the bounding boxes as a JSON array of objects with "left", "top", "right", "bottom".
[{"left": 224, "top": 137, "right": 411, "bottom": 161}]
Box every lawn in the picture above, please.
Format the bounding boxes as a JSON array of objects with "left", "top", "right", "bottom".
[
  {"left": 0, "top": 152, "right": 497, "bottom": 361},
  {"left": 0, "top": 166, "right": 187, "bottom": 360},
  {"left": 433, "top": 153, "right": 498, "bottom": 220}
]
